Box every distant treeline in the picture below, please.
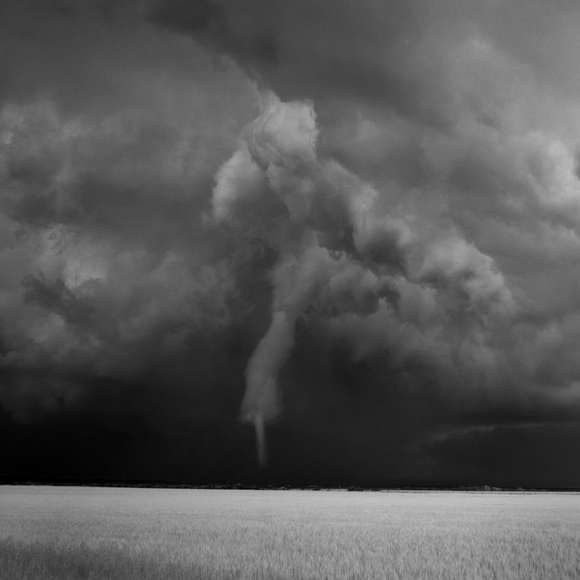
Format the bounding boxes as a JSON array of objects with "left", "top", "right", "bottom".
[{"left": 1, "top": 476, "right": 579, "bottom": 493}]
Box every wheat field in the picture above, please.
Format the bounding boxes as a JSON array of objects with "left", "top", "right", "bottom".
[{"left": 1, "top": 485, "right": 579, "bottom": 579}]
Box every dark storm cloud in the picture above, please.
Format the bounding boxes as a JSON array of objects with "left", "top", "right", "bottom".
[
  {"left": 3, "top": 0, "right": 580, "bottom": 486},
  {"left": 147, "top": 0, "right": 580, "bottom": 127},
  {"left": 424, "top": 422, "right": 580, "bottom": 488},
  {"left": 149, "top": 0, "right": 426, "bottom": 120},
  {"left": 0, "top": 0, "right": 260, "bottom": 477}
]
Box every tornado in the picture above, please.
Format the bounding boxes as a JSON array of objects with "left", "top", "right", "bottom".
[{"left": 241, "top": 309, "right": 296, "bottom": 467}]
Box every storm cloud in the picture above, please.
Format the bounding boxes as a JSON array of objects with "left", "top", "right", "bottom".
[{"left": 3, "top": 0, "right": 580, "bottom": 486}]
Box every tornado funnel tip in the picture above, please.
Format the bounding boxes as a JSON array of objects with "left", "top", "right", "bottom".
[{"left": 253, "top": 414, "right": 267, "bottom": 468}]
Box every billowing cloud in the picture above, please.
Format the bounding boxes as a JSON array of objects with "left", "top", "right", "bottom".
[{"left": 3, "top": 0, "right": 580, "bottom": 486}]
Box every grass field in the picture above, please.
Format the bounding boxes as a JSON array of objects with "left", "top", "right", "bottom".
[{"left": 1, "top": 486, "right": 579, "bottom": 579}]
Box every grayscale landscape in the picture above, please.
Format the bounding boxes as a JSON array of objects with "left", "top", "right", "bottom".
[{"left": 3, "top": 0, "right": 580, "bottom": 577}]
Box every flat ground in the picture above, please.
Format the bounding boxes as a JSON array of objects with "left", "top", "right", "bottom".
[{"left": 1, "top": 486, "right": 579, "bottom": 579}]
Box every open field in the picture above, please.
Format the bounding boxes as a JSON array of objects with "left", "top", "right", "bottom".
[{"left": 1, "top": 486, "right": 579, "bottom": 579}]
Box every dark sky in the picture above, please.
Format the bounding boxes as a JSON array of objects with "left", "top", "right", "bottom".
[{"left": 3, "top": 0, "right": 580, "bottom": 487}]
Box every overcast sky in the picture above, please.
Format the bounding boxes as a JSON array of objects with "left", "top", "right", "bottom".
[{"left": 3, "top": 0, "right": 580, "bottom": 487}]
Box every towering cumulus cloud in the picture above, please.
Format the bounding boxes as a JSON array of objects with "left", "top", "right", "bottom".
[
  {"left": 3, "top": 0, "right": 580, "bottom": 485},
  {"left": 211, "top": 88, "right": 516, "bottom": 463},
  {"left": 212, "top": 93, "right": 413, "bottom": 463}
]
